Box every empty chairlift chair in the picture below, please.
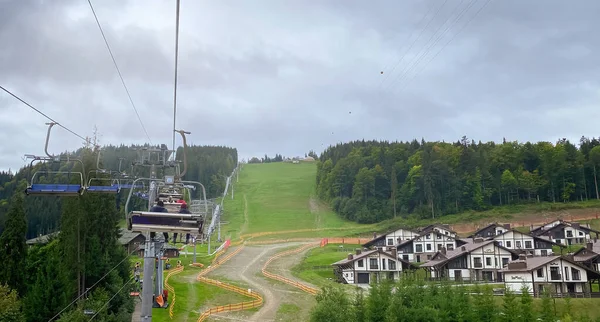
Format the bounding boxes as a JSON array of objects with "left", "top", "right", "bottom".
[
  {"left": 86, "top": 177, "right": 120, "bottom": 194},
  {"left": 25, "top": 170, "right": 85, "bottom": 196}
]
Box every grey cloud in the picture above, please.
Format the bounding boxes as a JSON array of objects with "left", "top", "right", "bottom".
[{"left": 1, "top": 0, "right": 600, "bottom": 171}]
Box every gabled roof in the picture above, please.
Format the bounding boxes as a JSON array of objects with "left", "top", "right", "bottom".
[
  {"left": 118, "top": 228, "right": 145, "bottom": 245},
  {"left": 493, "top": 229, "right": 565, "bottom": 248},
  {"left": 26, "top": 232, "right": 59, "bottom": 245},
  {"left": 395, "top": 231, "right": 466, "bottom": 251},
  {"left": 573, "top": 240, "right": 600, "bottom": 261},
  {"left": 362, "top": 227, "right": 420, "bottom": 248},
  {"left": 331, "top": 248, "right": 417, "bottom": 269},
  {"left": 421, "top": 240, "right": 517, "bottom": 268},
  {"left": 467, "top": 223, "right": 510, "bottom": 238},
  {"left": 531, "top": 219, "right": 600, "bottom": 236},
  {"left": 419, "top": 223, "right": 457, "bottom": 235},
  {"left": 502, "top": 255, "right": 600, "bottom": 279}
]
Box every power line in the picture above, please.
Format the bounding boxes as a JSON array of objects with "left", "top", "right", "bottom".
[
  {"left": 172, "top": 0, "right": 182, "bottom": 157},
  {"left": 88, "top": 276, "right": 135, "bottom": 321},
  {"left": 86, "top": 0, "right": 153, "bottom": 145},
  {"left": 0, "top": 85, "right": 88, "bottom": 142},
  {"left": 48, "top": 246, "right": 139, "bottom": 321}
]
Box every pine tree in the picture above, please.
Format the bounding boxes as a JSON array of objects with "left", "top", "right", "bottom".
[
  {"left": 0, "top": 284, "right": 25, "bottom": 322},
  {"left": 539, "top": 289, "right": 555, "bottom": 322},
  {"left": 518, "top": 286, "right": 536, "bottom": 322},
  {"left": 0, "top": 189, "right": 27, "bottom": 296}
]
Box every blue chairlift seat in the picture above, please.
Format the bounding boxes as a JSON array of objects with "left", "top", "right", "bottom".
[
  {"left": 86, "top": 185, "right": 120, "bottom": 194},
  {"left": 25, "top": 183, "right": 83, "bottom": 196}
]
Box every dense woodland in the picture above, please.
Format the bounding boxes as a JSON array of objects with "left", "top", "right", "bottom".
[
  {"left": 310, "top": 280, "right": 596, "bottom": 322},
  {"left": 0, "top": 144, "right": 238, "bottom": 238},
  {"left": 316, "top": 137, "right": 600, "bottom": 224},
  {"left": 0, "top": 144, "right": 237, "bottom": 321}
]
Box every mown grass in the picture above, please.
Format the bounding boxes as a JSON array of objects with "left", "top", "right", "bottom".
[
  {"left": 275, "top": 303, "right": 302, "bottom": 322},
  {"left": 221, "top": 162, "right": 372, "bottom": 239},
  {"left": 291, "top": 244, "right": 354, "bottom": 288}
]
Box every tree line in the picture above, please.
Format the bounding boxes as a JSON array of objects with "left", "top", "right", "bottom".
[
  {"left": 311, "top": 280, "right": 595, "bottom": 322},
  {"left": 316, "top": 137, "right": 600, "bottom": 224},
  {"left": 0, "top": 144, "right": 238, "bottom": 238}
]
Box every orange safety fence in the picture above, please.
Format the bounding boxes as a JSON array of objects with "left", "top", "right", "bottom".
[
  {"left": 319, "top": 237, "right": 365, "bottom": 246},
  {"left": 261, "top": 243, "right": 321, "bottom": 296},
  {"left": 196, "top": 277, "right": 263, "bottom": 322},
  {"left": 164, "top": 265, "right": 184, "bottom": 319}
]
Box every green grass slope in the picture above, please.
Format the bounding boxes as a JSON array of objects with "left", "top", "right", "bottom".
[{"left": 221, "top": 162, "right": 371, "bottom": 239}]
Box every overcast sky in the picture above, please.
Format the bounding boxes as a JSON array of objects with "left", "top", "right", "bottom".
[{"left": 1, "top": 0, "right": 599, "bottom": 171}]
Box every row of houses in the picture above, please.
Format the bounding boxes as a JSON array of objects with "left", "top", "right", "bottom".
[{"left": 332, "top": 220, "right": 600, "bottom": 296}]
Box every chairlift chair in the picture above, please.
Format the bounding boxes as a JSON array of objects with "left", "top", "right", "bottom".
[{"left": 24, "top": 122, "right": 86, "bottom": 197}]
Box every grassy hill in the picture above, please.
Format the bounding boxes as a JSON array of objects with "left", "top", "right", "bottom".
[{"left": 221, "top": 162, "right": 373, "bottom": 239}]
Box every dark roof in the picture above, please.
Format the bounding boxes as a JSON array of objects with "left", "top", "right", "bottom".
[
  {"left": 118, "top": 229, "right": 144, "bottom": 245},
  {"left": 531, "top": 219, "right": 600, "bottom": 236},
  {"left": 331, "top": 249, "right": 417, "bottom": 269},
  {"left": 26, "top": 232, "right": 59, "bottom": 245},
  {"left": 421, "top": 240, "right": 515, "bottom": 268},
  {"left": 362, "top": 227, "right": 419, "bottom": 248},
  {"left": 419, "top": 223, "right": 457, "bottom": 235},
  {"left": 467, "top": 223, "right": 507, "bottom": 238}
]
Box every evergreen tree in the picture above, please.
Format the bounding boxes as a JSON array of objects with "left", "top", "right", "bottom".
[
  {"left": 0, "top": 284, "right": 25, "bottom": 322},
  {"left": 0, "top": 189, "right": 27, "bottom": 296}
]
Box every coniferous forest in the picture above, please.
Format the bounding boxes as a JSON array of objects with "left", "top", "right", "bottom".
[
  {"left": 0, "top": 144, "right": 237, "bottom": 321},
  {"left": 316, "top": 137, "right": 600, "bottom": 224}
]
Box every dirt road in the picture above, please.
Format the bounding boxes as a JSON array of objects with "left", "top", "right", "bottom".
[{"left": 207, "top": 243, "right": 317, "bottom": 322}]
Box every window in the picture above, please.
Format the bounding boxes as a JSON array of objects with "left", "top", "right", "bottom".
[
  {"left": 388, "top": 259, "right": 396, "bottom": 270},
  {"left": 537, "top": 268, "right": 544, "bottom": 278},
  {"left": 515, "top": 241, "right": 522, "bottom": 248},
  {"left": 525, "top": 241, "right": 532, "bottom": 249},
  {"left": 541, "top": 250, "right": 548, "bottom": 256},
  {"left": 572, "top": 268, "right": 581, "bottom": 280},
  {"left": 506, "top": 241, "right": 512, "bottom": 248},
  {"left": 498, "top": 241, "right": 503, "bottom": 246},
  {"left": 550, "top": 267, "right": 560, "bottom": 280},
  {"left": 495, "top": 258, "right": 498, "bottom": 267},
  {"left": 447, "top": 244, "right": 454, "bottom": 250},
  {"left": 486, "top": 257, "right": 492, "bottom": 266},
  {"left": 426, "top": 234, "right": 431, "bottom": 239},
  {"left": 426, "top": 244, "right": 432, "bottom": 251},
  {"left": 437, "top": 234, "right": 442, "bottom": 239},
  {"left": 556, "top": 239, "right": 562, "bottom": 244},
  {"left": 497, "top": 230, "right": 503, "bottom": 235},
  {"left": 402, "top": 255, "right": 409, "bottom": 261},
  {"left": 437, "top": 244, "right": 443, "bottom": 251},
  {"left": 564, "top": 267, "right": 569, "bottom": 280},
  {"left": 445, "top": 231, "right": 449, "bottom": 235},
  {"left": 382, "top": 259, "right": 386, "bottom": 270},
  {"left": 416, "top": 244, "right": 423, "bottom": 252},
  {"left": 473, "top": 257, "right": 482, "bottom": 268},
  {"left": 387, "top": 238, "right": 394, "bottom": 246},
  {"left": 358, "top": 260, "right": 364, "bottom": 268},
  {"left": 369, "top": 258, "right": 378, "bottom": 269},
  {"left": 579, "top": 231, "right": 584, "bottom": 236},
  {"left": 567, "top": 231, "right": 573, "bottom": 238},
  {"left": 502, "top": 258, "right": 509, "bottom": 267}
]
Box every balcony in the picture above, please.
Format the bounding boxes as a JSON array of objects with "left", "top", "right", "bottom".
[
  {"left": 474, "top": 262, "right": 483, "bottom": 268},
  {"left": 551, "top": 273, "right": 562, "bottom": 281},
  {"left": 370, "top": 265, "right": 379, "bottom": 270}
]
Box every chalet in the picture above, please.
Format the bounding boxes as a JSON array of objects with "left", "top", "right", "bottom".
[
  {"left": 502, "top": 254, "right": 600, "bottom": 296},
  {"left": 332, "top": 248, "right": 417, "bottom": 284},
  {"left": 118, "top": 229, "right": 146, "bottom": 253},
  {"left": 421, "top": 239, "right": 518, "bottom": 282},
  {"left": 138, "top": 243, "right": 180, "bottom": 258},
  {"left": 530, "top": 220, "right": 600, "bottom": 246},
  {"left": 362, "top": 227, "right": 420, "bottom": 248},
  {"left": 26, "top": 232, "right": 59, "bottom": 247},
  {"left": 396, "top": 232, "right": 467, "bottom": 263},
  {"left": 468, "top": 223, "right": 511, "bottom": 238},
  {"left": 574, "top": 239, "right": 600, "bottom": 272},
  {"left": 492, "top": 229, "right": 562, "bottom": 256},
  {"left": 419, "top": 224, "right": 457, "bottom": 238}
]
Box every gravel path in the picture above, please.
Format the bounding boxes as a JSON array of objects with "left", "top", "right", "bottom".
[{"left": 207, "top": 243, "right": 317, "bottom": 322}]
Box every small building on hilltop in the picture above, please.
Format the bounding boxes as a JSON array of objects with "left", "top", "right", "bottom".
[
  {"left": 502, "top": 255, "right": 600, "bottom": 296},
  {"left": 332, "top": 248, "right": 417, "bottom": 284},
  {"left": 26, "top": 232, "right": 59, "bottom": 247},
  {"left": 530, "top": 219, "right": 600, "bottom": 246}
]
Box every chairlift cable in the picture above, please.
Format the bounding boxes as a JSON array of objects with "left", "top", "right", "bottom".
[
  {"left": 88, "top": 276, "right": 136, "bottom": 321},
  {"left": 172, "top": 0, "right": 182, "bottom": 158},
  {"left": 86, "top": 0, "right": 153, "bottom": 145},
  {"left": 48, "top": 246, "right": 140, "bottom": 321},
  {"left": 0, "top": 85, "right": 88, "bottom": 142}
]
